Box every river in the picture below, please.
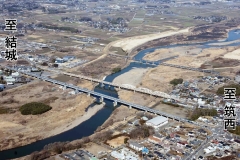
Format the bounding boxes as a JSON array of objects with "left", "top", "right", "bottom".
[{"left": 0, "top": 29, "right": 240, "bottom": 159}]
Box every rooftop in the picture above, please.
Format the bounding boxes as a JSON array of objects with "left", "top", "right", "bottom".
[{"left": 146, "top": 116, "right": 168, "bottom": 126}]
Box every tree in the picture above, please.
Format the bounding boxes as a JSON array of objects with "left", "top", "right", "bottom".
[
  {"left": 42, "top": 62, "right": 48, "bottom": 66},
  {"left": 139, "top": 119, "right": 146, "bottom": 125},
  {"left": 124, "top": 138, "right": 129, "bottom": 144},
  {"left": 53, "top": 63, "right": 58, "bottom": 68},
  {"left": 42, "top": 7, "right": 46, "bottom": 12},
  {"left": 170, "top": 78, "right": 183, "bottom": 86}
]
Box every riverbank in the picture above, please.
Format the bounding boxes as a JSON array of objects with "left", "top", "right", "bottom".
[
  {"left": 47, "top": 103, "right": 105, "bottom": 137},
  {"left": 0, "top": 81, "right": 94, "bottom": 151},
  {"left": 112, "top": 68, "right": 148, "bottom": 87},
  {"left": 111, "top": 28, "right": 190, "bottom": 54}
]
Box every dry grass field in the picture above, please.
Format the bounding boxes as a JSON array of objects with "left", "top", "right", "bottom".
[{"left": 0, "top": 80, "right": 94, "bottom": 151}]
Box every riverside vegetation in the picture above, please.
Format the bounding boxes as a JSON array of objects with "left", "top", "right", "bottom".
[{"left": 19, "top": 102, "right": 52, "bottom": 115}]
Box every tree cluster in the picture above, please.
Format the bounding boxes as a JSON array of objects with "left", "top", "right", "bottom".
[
  {"left": 190, "top": 108, "right": 217, "bottom": 121},
  {"left": 92, "top": 130, "right": 113, "bottom": 143},
  {"left": 0, "top": 76, "right": 6, "bottom": 84},
  {"left": 217, "top": 84, "right": 240, "bottom": 96},
  {"left": 19, "top": 102, "right": 52, "bottom": 115},
  {"left": 29, "top": 129, "right": 112, "bottom": 160},
  {"left": 112, "top": 67, "right": 121, "bottom": 74},
  {"left": 37, "top": 23, "right": 80, "bottom": 33},
  {"left": 129, "top": 125, "right": 155, "bottom": 139},
  {"left": 79, "top": 17, "right": 92, "bottom": 22},
  {"left": 170, "top": 78, "right": 183, "bottom": 86},
  {"left": 229, "top": 126, "right": 240, "bottom": 136}
]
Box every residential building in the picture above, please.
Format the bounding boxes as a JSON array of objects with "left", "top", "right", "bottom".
[
  {"left": 148, "top": 135, "right": 161, "bottom": 144},
  {"left": 129, "top": 141, "right": 144, "bottom": 151},
  {"left": 55, "top": 58, "right": 64, "bottom": 63},
  {"left": 63, "top": 55, "right": 75, "bottom": 62}
]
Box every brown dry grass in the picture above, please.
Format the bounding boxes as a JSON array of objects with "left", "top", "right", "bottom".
[
  {"left": 106, "top": 136, "right": 128, "bottom": 148},
  {"left": 0, "top": 81, "right": 93, "bottom": 151}
]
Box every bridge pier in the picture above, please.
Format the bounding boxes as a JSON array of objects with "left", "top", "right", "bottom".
[
  {"left": 87, "top": 93, "right": 90, "bottom": 97},
  {"left": 75, "top": 89, "right": 79, "bottom": 94},
  {"left": 100, "top": 83, "right": 104, "bottom": 88},
  {"left": 118, "top": 86, "right": 121, "bottom": 89},
  {"left": 100, "top": 96, "right": 104, "bottom": 103},
  {"left": 113, "top": 101, "right": 117, "bottom": 107},
  {"left": 63, "top": 85, "right": 66, "bottom": 90},
  {"left": 129, "top": 105, "right": 132, "bottom": 109}
]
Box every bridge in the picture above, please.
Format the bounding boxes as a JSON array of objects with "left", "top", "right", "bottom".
[
  {"left": 18, "top": 55, "right": 216, "bottom": 102},
  {"left": 6, "top": 65, "right": 186, "bottom": 122},
  {"left": 133, "top": 60, "right": 218, "bottom": 74},
  {"left": 16, "top": 56, "right": 181, "bottom": 101},
  {"left": 58, "top": 71, "right": 181, "bottom": 101},
  {"left": 108, "top": 53, "right": 131, "bottom": 59},
  {"left": 4, "top": 65, "right": 215, "bottom": 139}
]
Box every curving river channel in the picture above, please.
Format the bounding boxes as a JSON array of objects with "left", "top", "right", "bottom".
[{"left": 0, "top": 29, "right": 240, "bottom": 159}]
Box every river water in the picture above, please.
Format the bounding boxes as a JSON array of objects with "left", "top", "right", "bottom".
[{"left": 0, "top": 29, "right": 240, "bottom": 159}]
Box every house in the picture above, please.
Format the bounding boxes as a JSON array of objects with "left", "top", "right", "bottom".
[
  {"left": 4, "top": 76, "right": 15, "bottom": 85},
  {"left": 31, "top": 68, "right": 39, "bottom": 72},
  {"left": 110, "top": 151, "right": 124, "bottom": 160},
  {"left": 234, "top": 139, "right": 240, "bottom": 147},
  {"left": 224, "top": 135, "right": 234, "bottom": 141},
  {"left": 141, "top": 116, "right": 148, "bottom": 121},
  {"left": 146, "top": 116, "right": 168, "bottom": 128},
  {"left": 198, "top": 129, "right": 207, "bottom": 135},
  {"left": 174, "top": 148, "right": 184, "bottom": 154},
  {"left": 55, "top": 58, "right": 64, "bottom": 63},
  {"left": 204, "top": 146, "right": 216, "bottom": 154},
  {"left": 128, "top": 141, "right": 144, "bottom": 151},
  {"left": 198, "top": 117, "right": 208, "bottom": 122},
  {"left": 15, "top": 66, "right": 32, "bottom": 72},
  {"left": 11, "top": 72, "right": 19, "bottom": 77},
  {"left": 188, "top": 131, "right": 195, "bottom": 136},
  {"left": 148, "top": 134, "right": 162, "bottom": 144},
  {"left": 235, "top": 75, "right": 240, "bottom": 83},
  {"left": 175, "top": 134, "right": 180, "bottom": 140},
  {"left": 177, "top": 142, "right": 185, "bottom": 148},
  {"left": 63, "top": 55, "right": 75, "bottom": 62},
  {"left": 0, "top": 84, "right": 5, "bottom": 91}
]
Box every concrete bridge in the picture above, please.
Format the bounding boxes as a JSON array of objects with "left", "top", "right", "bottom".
[
  {"left": 133, "top": 59, "right": 218, "bottom": 74},
  {"left": 6, "top": 66, "right": 185, "bottom": 122},
  {"left": 108, "top": 53, "right": 131, "bottom": 59},
  {"left": 14, "top": 56, "right": 181, "bottom": 101},
  {"left": 60, "top": 71, "right": 180, "bottom": 101},
  {"left": 4, "top": 66, "right": 215, "bottom": 134}
]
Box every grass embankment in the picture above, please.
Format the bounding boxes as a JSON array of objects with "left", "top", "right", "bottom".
[
  {"left": 190, "top": 108, "right": 217, "bottom": 121},
  {"left": 217, "top": 84, "right": 240, "bottom": 96},
  {"left": 19, "top": 102, "right": 52, "bottom": 115}
]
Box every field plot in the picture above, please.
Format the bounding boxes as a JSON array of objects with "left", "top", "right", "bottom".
[{"left": 128, "top": 10, "right": 145, "bottom": 28}]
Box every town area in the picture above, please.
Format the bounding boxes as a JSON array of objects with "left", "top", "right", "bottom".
[{"left": 1, "top": 0, "right": 240, "bottom": 160}]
